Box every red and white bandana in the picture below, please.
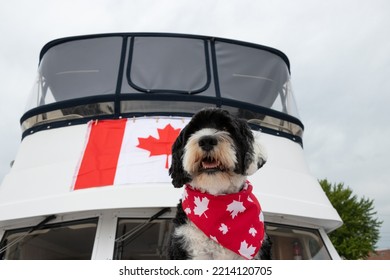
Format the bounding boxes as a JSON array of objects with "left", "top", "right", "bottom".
[{"left": 182, "top": 181, "right": 265, "bottom": 259}]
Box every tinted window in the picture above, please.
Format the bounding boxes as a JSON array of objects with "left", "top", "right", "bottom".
[
  {"left": 127, "top": 37, "right": 210, "bottom": 94},
  {"left": 267, "top": 224, "right": 331, "bottom": 260},
  {"left": 26, "top": 37, "right": 122, "bottom": 110},
  {"left": 114, "top": 219, "right": 172, "bottom": 260},
  {"left": 0, "top": 218, "right": 98, "bottom": 260},
  {"left": 215, "top": 41, "right": 294, "bottom": 115}
]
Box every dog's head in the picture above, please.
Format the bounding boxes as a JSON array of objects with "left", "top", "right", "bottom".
[{"left": 169, "top": 108, "right": 266, "bottom": 194}]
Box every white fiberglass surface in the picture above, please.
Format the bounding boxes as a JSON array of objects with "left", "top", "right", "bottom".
[{"left": 0, "top": 122, "right": 340, "bottom": 230}]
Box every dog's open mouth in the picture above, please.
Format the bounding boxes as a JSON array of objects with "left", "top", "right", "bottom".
[{"left": 199, "top": 156, "right": 225, "bottom": 173}]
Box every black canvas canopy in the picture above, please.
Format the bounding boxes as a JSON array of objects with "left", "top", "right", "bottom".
[{"left": 21, "top": 33, "right": 303, "bottom": 143}]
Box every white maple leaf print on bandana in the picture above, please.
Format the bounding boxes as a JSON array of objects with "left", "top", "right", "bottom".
[
  {"left": 249, "top": 227, "right": 257, "bottom": 237},
  {"left": 226, "top": 200, "right": 246, "bottom": 219},
  {"left": 193, "top": 196, "right": 209, "bottom": 217},
  {"left": 238, "top": 240, "right": 257, "bottom": 259},
  {"left": 219, "top": 223, "right": 229, "bottom": 234}
]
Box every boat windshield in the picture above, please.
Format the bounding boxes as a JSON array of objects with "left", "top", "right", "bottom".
[
  {"left": 112, "top": 219, "right": 330, "bottom": 260},
  {"left": 0, "top": 218, "right": 97, "bottom": 260},
  {"left": 21, "top": 34, "right": 303, "bottom": 142}
]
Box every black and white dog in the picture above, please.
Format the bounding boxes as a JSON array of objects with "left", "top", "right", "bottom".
[{"left": 168, "top": 108, "right": 271, "bottom": 259}]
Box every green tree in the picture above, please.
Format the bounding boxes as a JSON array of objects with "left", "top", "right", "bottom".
[{"left": 320, "top": 179, "right": 382, "bottom": 260}]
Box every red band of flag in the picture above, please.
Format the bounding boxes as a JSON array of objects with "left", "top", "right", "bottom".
[{"left": 73, "top": 119, "right": 127, "bottom": 190}]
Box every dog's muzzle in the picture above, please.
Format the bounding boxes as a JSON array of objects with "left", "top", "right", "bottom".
[{"left": 197, "top": 136, "right": 226, "bottom": 173}]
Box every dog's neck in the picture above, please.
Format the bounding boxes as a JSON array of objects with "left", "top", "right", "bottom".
[{"left": 189, "top": 175, "right": 247, "bottom": 195}]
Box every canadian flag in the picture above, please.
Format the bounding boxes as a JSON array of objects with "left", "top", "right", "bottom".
[{"left": 73, "top": 117, "right": 188, "bottom": 190}]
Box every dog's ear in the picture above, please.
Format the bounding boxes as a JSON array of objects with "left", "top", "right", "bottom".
[
  {"left": 236, "top": 119, "right": 267, "bottom": 175},
  {"left": 245, "top": 132, "right": 267, "bottom": 175},
  {"left": 169, "top": 127, "right": 191, "bottom": 188}
]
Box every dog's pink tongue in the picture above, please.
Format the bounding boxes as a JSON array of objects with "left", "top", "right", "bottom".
[{"left": 202, "top": 160, "right": 219, "bottom": 169}]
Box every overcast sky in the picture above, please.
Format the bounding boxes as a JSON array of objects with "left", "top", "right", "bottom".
[{"left": 1, "top": 0, "right": 389, "bottom": 249}]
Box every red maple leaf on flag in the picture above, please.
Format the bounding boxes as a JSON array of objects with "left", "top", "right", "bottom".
[{"left": 137, "top": 124, "right": 181, "bottom": 169}]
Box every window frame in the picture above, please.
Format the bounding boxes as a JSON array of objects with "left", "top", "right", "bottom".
[{"left": 0, "top": 217, "right": 99, "bottom": 260}]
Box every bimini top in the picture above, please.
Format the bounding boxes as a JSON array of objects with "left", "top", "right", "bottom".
[{"left": 21, "top": 33, "right": 303, "bottom": 143}]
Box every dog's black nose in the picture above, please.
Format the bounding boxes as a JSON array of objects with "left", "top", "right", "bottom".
[{"left": 199, "top": 136, "right": 218, "bottom": 151}]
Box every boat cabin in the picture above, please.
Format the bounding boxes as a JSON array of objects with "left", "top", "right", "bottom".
[{"left": 0, "top": 33, "right": 342, "bottom": 259}]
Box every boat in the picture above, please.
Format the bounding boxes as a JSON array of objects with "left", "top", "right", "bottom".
[{"left": 0, "top": 33, "right": 342, "bottom": 260}]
